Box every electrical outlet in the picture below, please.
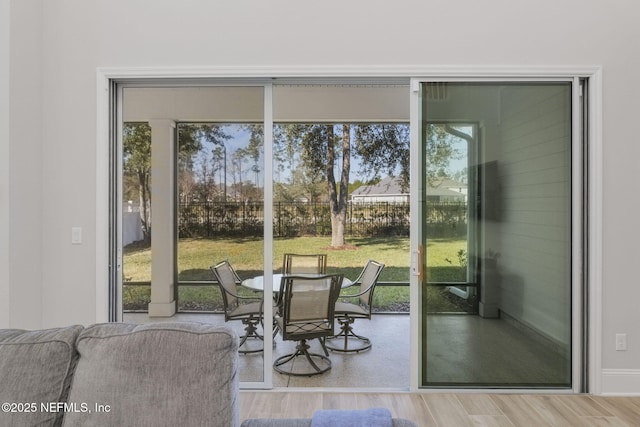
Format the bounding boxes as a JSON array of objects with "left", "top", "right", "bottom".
[{"left": 615, "top": 333, "right": 627, "bottom": 351}]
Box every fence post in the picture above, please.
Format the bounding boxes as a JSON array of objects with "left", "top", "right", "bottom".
[{"left": 348, "top": 202, "right": 352, "bottom": 236}]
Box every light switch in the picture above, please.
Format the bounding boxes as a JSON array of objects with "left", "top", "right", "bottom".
[
  {"left": 616, "top": 333, "right": 627, "bottom": 351},
  {"left": 71, "top": 227, "right": 82, "bottom": 244}
]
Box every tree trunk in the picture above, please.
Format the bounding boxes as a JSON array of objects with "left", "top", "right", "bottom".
[
  {"left": 326, "top": 125, "right": 351, "bottom": 247},
  {"left": 330, "top": 211, "right": 347, "bottom": 247},
  {"left": 138, "top": 171, "right": 151, "bottom": 243}
]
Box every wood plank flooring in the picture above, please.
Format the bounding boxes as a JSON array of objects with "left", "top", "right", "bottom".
[{"left": 240, "top": 392, "right": 640, "bottom": 426}]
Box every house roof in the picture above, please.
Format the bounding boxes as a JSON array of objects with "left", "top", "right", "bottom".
[
  {"left": 352, "top": 176, "right": 466, "bottom": 197},
  {"left": 351, "top": 176, "right": 406, "bottom": 197}
]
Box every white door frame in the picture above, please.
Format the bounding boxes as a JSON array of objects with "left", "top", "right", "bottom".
[{"left": 96, "top": 65, "right": 602, "bottom": 393}]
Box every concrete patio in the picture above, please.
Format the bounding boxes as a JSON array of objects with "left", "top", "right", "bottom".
[
  {"left": 124, "top": 312, "right": 411, "bottom": 388},
  {"left": 124, "top": 310, "right": 567, "bottom": 389}
]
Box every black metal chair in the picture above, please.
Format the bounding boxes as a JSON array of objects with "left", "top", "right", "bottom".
[
  {"left": 210, "top": 260, "right": 264, "bottom": 354},
  {"left": 273, "top": 274, "right": 343, "bottom": 376},
  {"left": 325, "top": 260, "right": 385, "bottom": 353},
  {"left": 282, "top": 253, "right": 327, "bottom": 275}
]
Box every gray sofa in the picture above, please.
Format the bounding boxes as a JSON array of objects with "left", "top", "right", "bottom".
[
  {"left": 0, "top": 322, "right": 239, "bottom": 427},
  {"left": 0, "top": 322, "right": 417, "bottom": 427}
]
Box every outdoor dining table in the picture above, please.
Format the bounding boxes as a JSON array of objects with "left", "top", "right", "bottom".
[{"left": 241, "top": 273, "right": 353, "bottom": 292}]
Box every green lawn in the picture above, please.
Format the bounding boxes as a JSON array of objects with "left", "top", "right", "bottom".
[{"left": 123, "top": 236, "right": 469, "bottom": 312}]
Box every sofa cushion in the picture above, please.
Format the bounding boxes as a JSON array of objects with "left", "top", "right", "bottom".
[
  {"left": 0, "top": 325, "right": 84, "bottom": 427},
  {"left": 63, "top": 322, "right": 239, "bottom": 427}
]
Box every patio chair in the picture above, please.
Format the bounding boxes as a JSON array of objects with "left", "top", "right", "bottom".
[
  {"left": 210, "top": 260, "right": 265, "bottom": 354},
  {"left": 282, "top": 253, "right": 327, "bottom": 275},
  {"left": 273, "top": 274, "right": 343, "bottom": 376},
  {"left": 275, "top": 254, "right": 327, "bottom": 338},
  {"left": 325, "top": 259, "right": 385, "bottom": 353}
]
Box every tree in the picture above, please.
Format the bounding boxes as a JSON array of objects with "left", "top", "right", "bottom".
[
  {"left": 229, "top": 151, "right": 245, "bottom": 201},
  {"left": 424, "top": 124, "right": 464, "bottom": 183},
  {"left": 354, "top": 124, "right": 410, "bottom": 189},
  {"left": 326, "top": 125, "right": 351, "bottom": 247},
  {"left": 297, "top": 124, "right": 412, "bottom": 247},
  {"left": 236, "top": 124, "right": 264, "bottom": 188},
  {"left": 274, "top": 122, "right": 461, "bottom": 248},
  {"left": 178, "top": 123, "right": 232, "bottom": 203},
  {"left": 211, "top": 145, "right": 226, "bottom": 201},
  {"left": 274, "top": 124, "right": 351, "bottom": 247},
  {"left": 123, "top": 123, "right": 152, "bottom": 242},
  {"left": 123, "top": 122, "right": 230, "bottom": 244},
  {"left": 355, "top": 123, "right": 464, "bottom": 186}
]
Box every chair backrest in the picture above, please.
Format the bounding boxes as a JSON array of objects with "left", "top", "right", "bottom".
[
  {"left": 210, "top": 260, "right": 242, "bottom": 310},
  {"left": 355, "top": 260, "right": 385, "bottom": 307},
  {"left": 283, "top": 253, "right": 327, "bottom": 275},
  {"left": 278, "top": 274, "right": 343, "bottom": 342}
]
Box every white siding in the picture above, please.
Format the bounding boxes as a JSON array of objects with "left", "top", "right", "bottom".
[{"left": 497, "top": 85, "right": 571, "bottom": 346}]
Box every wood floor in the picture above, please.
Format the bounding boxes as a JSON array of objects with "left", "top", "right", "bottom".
[{"left": 240, "top": 392, "right": 640, "bottom": 426}]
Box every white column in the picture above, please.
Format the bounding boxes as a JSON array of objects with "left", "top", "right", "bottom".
[{"left": 148, "top": 119, "right": 176, "bottom": 317}]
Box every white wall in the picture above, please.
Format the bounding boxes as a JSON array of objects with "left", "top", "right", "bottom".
[
  {"left": 5, "top": 0, "right": 640, "bottom": 393},
  {"left": 0, "top": 0, "right": 10, "bottom": 327},
  {"left": 5, "top": 0, "right": 43, "bottom": 329}
]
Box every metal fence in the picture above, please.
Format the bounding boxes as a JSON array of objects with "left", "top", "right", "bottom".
[{"left": 178, "top": 201, "right": 467, "bottom": 238}]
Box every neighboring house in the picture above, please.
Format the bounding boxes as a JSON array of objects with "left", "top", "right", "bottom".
[
  {"left": 427, "top": 179, "right": 467, "bottom": 202},
  {"left": 351, "top": 176, "right": 409, "bottom": 204},
  {"left": 351, "top": 176, "right": 467, "bottom": 204}
]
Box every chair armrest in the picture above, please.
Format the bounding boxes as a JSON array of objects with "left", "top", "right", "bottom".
[
  {"left": 226, "top": 283, "right": 263, "bottom": 301},
  {"left": 235, "top": 294, "right": 262, "bottom": 302},
  {"left": 338, "top": 283, "right": 374, "bottom": 299}
]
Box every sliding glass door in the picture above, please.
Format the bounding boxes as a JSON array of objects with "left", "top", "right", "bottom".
[
  {"left": 414, "top": 81, "right": 578, "bottom": 388},
  {"left": 110, "top": 72, "right": 588, "bottom": 391},
  {"left": 120, "top": 85, "right": 268, "bottom": 386}
]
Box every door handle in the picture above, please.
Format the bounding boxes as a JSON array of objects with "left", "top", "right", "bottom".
[{"left": 411, "top": 245, "right": 424, "bottom": 280}]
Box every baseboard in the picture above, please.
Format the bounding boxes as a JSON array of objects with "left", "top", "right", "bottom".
[
  {"left": 500, "top": 310, "right": 570, "bottom": 357},
  {"left": 601, "top": 369, "right": 640, "bottom": 395}
]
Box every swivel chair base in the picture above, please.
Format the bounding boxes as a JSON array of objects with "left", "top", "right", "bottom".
[
  {"left": 325, "top": 316, "right": 372, "bottom": 353},
  {"left": 238, "top": 317, "right": 264, "bottom": 354},
  {"left": 274, "top": 339, "right": 331, "bottom": 376}
]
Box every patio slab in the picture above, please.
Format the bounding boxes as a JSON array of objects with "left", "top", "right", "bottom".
[{"left": 123, "top": 312, "right": 410, "bottom": 389}]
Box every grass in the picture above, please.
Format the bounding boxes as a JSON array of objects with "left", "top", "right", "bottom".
[{"left": 123, "top": 236, "right": 469, "bottom": 312}]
